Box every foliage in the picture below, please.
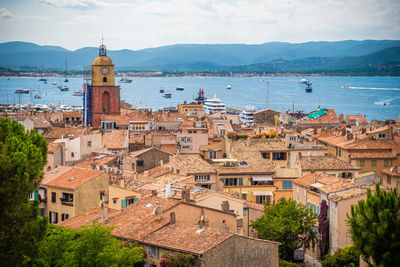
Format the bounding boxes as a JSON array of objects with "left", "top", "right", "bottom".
[
  {"left": 347, "top": 184, "right": 400, "bottom": 267},
  {"left": 322, "top": 245, "right": 360, "bottom": 267},
  {"left": 318, "top": 200, "right": 329, "bottom": 260},
  {"left": 159, "top": 252, "right": 194, "bottom": 267},
  {"left": 35, "top": 222, "right": 145, "bottom": 266},
  {"left": 251, "top": 199, "right": 318, "bottom": 261},
  {"left": 279, "top": 258, "right": 299, "bottom": 267},
  {"left": 0, "top": 118, "right": 48, "bottom": 265}
]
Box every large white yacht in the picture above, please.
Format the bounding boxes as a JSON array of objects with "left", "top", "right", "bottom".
[
  {"left": 239, "top": 104, "right": 257, "bottom": 125},
  {"left": 203, "top": 93, "right": 226, "bottom": 114}
]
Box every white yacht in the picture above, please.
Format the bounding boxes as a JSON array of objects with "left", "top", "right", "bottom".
[
  {"left": 299, "top": 77, "right": 308, "bottom": 84},
  {"left": 239, "top": 104, "right": 257, "bottom": 125},
  {"left": 119, "top": 76, "right": 133, "bottom": 83},
  {"left": 203, "top": 93, "right": 226, "bottom": 114}
]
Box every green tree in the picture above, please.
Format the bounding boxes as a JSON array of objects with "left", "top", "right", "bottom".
[
  {"left": 251, "top": 199, "right": 318, "bottom": 261},
  {"left": 0, "top": 118, "right": 48, "bottom": 265},
  {"left": 36, "top": 222, "right": 145, "bottom": 266},
  {"left": 347, "top": 184, "right": 400, "bottom": 267},
  {"left": 322, "top": 245, "right": 360, "bottom": 267}
]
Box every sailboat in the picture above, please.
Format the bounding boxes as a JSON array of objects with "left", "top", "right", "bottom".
[{"left": 64, "top": 58, "right": 69, "bottom": 82}]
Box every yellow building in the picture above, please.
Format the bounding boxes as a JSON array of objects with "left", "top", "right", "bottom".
[
  {"left": 108, "top": 184, "right": 141, "bottom": 210},
  {"left": 41, "top": 166, "right": 109, "bottom": 223},
  {"left": 91, "top": 44, "right": 115, "bottom": 87},
  {"left": 177, "top": 103, "right": 203, "bottom": 114}
]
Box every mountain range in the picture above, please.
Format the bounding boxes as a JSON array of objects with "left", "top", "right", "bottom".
[{"left": 0, "top": 40, "right": 399, "bottom": 74}]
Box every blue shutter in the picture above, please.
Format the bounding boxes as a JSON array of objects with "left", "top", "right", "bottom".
[
  {"left": 134, "top": 197, "right": 139, "bottom": 202},
  {"left": 121, "top": 199, "right": 127, "bottom": 208},
  {"left": 317, "top": 206, "right": 320, "bottom": 216}
]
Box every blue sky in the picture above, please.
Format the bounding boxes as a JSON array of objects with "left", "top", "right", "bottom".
[{"left": 0, "top": 0, "right": 399, "bottom": 50}]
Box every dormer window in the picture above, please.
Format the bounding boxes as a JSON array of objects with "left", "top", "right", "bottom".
[{"left": 103, "top": 77, "right": 107, "bottom": 82}]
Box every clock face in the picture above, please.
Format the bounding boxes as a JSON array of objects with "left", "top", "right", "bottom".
[{"left": 102, "top": 68, "right": 109, "bottom": 74}]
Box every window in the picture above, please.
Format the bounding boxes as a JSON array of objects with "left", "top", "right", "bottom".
[
  {"left": 181, "top": 145, "right": 191, "bottom": 150},
  {"left": 49, "top": 211, "right": 58, "bottom": 224},
  {"left": 103, "top": 77, "right": 107, "bottom": 82},
  {"left": 195, "top": 174, "right": 211, "bottom": 182},
  {"left": 71, "top": 152, "right": 74, "bottom": 158},
  {"left": 242, "top": 194, "right": 247, "bottom": 200},
  {"left": 223, "top": 178, "right": 243, "bottom": 186},
  {"left": 137, "top": 160, "right": 144, "bottom": 167},
  {"left": 372, "top": 159, "right": 376, "bottom": 167},
  {"left": 360, "top": 160, "right": 365, "bottom": 166},
  {"left": 148, "top": 246, "right": 158, "bottom": 258},
  {"left": 317, "top": 206, "right": 320, "bottom": 216},
  {"left": 102, "top": 91, "right": 111, "bottom": 112},
  {"left": 378, "top": 134, "right": 386, "bottom": 139},
  {"left": 51, "top": 192, "right": 56, "bottom": 203},
  {"left": 272, "top": 152, "right": 286, "bottom": 160},
  {"left": 29, "top": 192, "right": 35, "bottom": 201},
  {"left": 113, "top": 199, "right": 117, "bottom": 204},
  {"left": 209, "top": 150, "right": 217, "bottom": 159},
  {"left": 256, "top": 195, "right": 271, "bottom": 205},
  {"left": 61, "top": 213, "right": 69, "bottom": 221},
  {"left": 87, "top": 141, "right": 92, "bottom": 147},
  {"left": 384, "top": 160, "right": 390, "bottom": 167},
  {"left": 261, "top": 152, "right": 270, "bottom": 159},
  {"left": 387, "top": 175, "right": 391, "bottom": 185},
  {"left": 61, "top": 193, "right": 73, "bottom": 204},
  {"left": 127, "top": 198, "right": 135, "bottom": 205},
  {"left": 282, "top": 181, "right": 293, "bottom": 190}
]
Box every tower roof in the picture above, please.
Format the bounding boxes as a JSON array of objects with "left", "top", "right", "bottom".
[{"left": 92, "top": 55, "right": 113, "bottom": 66}]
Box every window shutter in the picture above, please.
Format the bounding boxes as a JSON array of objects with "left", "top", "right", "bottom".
[
  {"left": 121, "top": 199, "right": 127, "bottom": 208},
  {"left": 134, "top": 197, "right": 139, "bottom": 202},
  {"left": 34, "top": 189, "right": 39, "bottom": 200}
]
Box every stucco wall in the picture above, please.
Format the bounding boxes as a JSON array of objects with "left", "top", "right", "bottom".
[{"left": 75, "top": 172, "right": 109, "bottom": 214}]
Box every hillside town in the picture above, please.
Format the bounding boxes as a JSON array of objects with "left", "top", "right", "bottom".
[{"left": 2, "top": 44, "right": 400, "bottom": 267}]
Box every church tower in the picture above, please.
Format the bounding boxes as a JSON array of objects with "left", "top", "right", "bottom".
[{"left": 83, "top": 44, "right": 120, "bottom": 128}]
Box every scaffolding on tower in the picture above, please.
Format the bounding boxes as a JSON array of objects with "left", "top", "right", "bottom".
[{"left": 83, "top": 66, "right": 93, "bottom": 126}]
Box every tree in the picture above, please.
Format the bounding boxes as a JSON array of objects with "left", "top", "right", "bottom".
[
  {"left": 35, "top": 222, "right": 145, "bottom": 266},
  {"left": 251, "top": 199, "right": 318, "bottom": 261},
  {"left": 0, "top": 118, "right": 48, "bottom": 265},
  {"left": 347, "top": 184, "right": 400, "bottom": 266},
  {"left": 322, "top": 245, "right": 360, "bottom": 267},
  {"left": 318, "top": 200, "right": 329, "bottom": 260}
]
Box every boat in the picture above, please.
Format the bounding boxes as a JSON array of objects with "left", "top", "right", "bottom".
[
  {"left": 160, "top": 87, "right": 165, "bottom": 93},
  {"left": 341, "top": 84, "right": 350, "bottom": 88},
  {"left": 34, "top": 95, "right": 42, "bottom": 99},
  {"left": 164, "top": 91, "right": 172, "bottom": 98},
  {"left": 203, "top": 93, "right": 226, "bottom": 114},
  {"left": 299, "top": 77, "right": 308, "bottom": 84},
  {"left": 227, "top": 85, "right": 231, "bottom": 89},
  {"left": 64, "top": 78, "right": 69, "bottom": 82},
  {"left": 176, "top": 85, "right": 184, "bottom": 91},
  {"left": 44, "top": 81, "right": 47, "bottom": 84},
  {"left": 57, "top": 85, "right": 62, "bottom": 89},
  {"left": 73, "top": 89, "right": 84, "bottom": 96},
  {"left": 191, "top": 89, "right": 206, "bottom": 105},
  {"left": 39, "top": 78, "right": 47, "bottom": 82},
  {"left": 52, "top": 82, "right": 57, "bottom": 85},
  {"left": 15, "top": 88, "right": 29, "bottom": 94},
  {"left": 60, "top": 86, "right": 69, "bottom": 91},
  {"left": 63, "top": 58, "right": 69, "bottom": 82},
  {"left": 305, "top": 82, "right": 312, "bottom": 93},
  {"left": 239, "top": 104, "right": 257, "bottom": 125},
  {"left": 119, "top": 76, "right": 133, "bottom": 83}
]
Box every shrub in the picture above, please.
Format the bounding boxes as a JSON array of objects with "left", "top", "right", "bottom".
[{"left": 322, "top": 245, "right": 360, "bottom": 267}]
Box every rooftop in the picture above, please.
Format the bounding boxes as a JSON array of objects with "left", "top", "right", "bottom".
[
  {"left": 297, "top": 155, "right": 360, "bottom": 170},
  {"left": 41, "top": 166, "right": 105, "bottom": 189},
  {"left": 102, "top": 130, "right": 128, "bottom": 150},
  {"left": 171, "top": 154, "right": 217, "bottom": 174}
]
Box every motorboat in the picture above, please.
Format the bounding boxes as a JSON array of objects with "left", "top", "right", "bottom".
[
  {"left": 64, "top": 78, "right": 69, "bottom": 82},
  {"left": 160, "top": 87, "right": 165, "bottom": 93},
  {"left": 203, "top": 93, "right": 226, "bottom": 114},
  {"left": 73, "top": 89, "right": 84, "bottom": 96},
  {"left": 60, "top": 86, "right": 69, "bottom": 91},
  {"left": 341, "top": 84, "right": 350, "bottom": 88},
  {"left": 15, "top": 88, "right": 29, "bottom": 94},
  {"left": 39, "top": 78, "right": 47, "bottom": 82},
  {"left": 164, "top": 91, "right": 172, "bottom": 98},
  {"left": 119, "top": 76, "right": 133, "bottom": 83},
  {"left": 299, "top": 77, "right": 308, "bottom": 84},
  {"left": 305, "top": 82, "right": 312, "bottom": 93},
  {"left": 176, "top": 85, "right": 184, "bottom": 91},
  {"left": 239, "top": 104, "right": 256, "bottom": 125},
  {"left": 227, "top": 85, "right": 231, "bottom": 89},
  {"left": 52, "top": 82, "right": 57, "bottom": 85},
  {"left": 34, "top": 95, "right": 42, "bottom": 99}
]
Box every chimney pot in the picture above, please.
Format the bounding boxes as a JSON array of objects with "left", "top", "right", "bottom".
[
  {"left": 151, "top": 190, "right": 158, "bottom": 197},
  {"left": 169, "top": 212, "right": 176, "bottom": 225}
]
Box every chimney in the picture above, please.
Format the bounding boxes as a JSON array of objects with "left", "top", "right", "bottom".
[
  {"left": 182, "top": 187, "right": 190, "bottom": 202},
  {"left": 151, "top": 190, "right": 158, "bottom": 197},
  {"left": 346, "top": 133, "right": 354, "bottom": 141},
  {"left": 101, "top": 190, "right": 109, "bottom": 222},
  {"left": 91, "top": 159, "right": 96, "bottom": 169},
  {"left": 165, "top": 183, "right": 171, "bottom": 198},
  {"left": 313, "top": 128, "right": 317, "bottom": 135},
  {"left": 219, "top": 220, "right": 229, "bottom": 234},
  {"left": 169, "top": 212, "right": 176, "bottom": 225},
  {"left": 221, "top": 201, "right": 229, "bottom": 212}
]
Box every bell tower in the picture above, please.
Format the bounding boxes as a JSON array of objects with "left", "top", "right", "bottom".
[{"left": 83, "top": 43, "right": 120, "bottom": 128}]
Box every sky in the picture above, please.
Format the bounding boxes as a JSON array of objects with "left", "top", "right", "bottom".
[{"left": 0, "top": 0, "right": 399, "bottom": 51}]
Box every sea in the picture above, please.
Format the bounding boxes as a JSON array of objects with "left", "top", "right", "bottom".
[{"left": 1, "top": 76, "right": 399, "bottom": 122}]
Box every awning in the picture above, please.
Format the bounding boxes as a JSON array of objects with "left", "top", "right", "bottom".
[
  {"left": 310, "top": 182, "right": 325, "bottom": 188},
  {"left": 252, "top": 191, "right": 273, "bottom": 196},
  {"left": 252, "top": 175, "right": 273, "bottom": 181}
]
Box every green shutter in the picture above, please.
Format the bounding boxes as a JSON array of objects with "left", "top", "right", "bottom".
[{"left": 34, "top": 189, "right": 39, "bottom": 200}]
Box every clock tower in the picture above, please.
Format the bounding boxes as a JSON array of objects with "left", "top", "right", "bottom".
[{"left": 83, "top": 44, "right": 120, "bottom": 128}]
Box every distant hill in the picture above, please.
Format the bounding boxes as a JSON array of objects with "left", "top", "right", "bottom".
[{"left": 0, "top": 40, "right": 399, "bottom": 74}]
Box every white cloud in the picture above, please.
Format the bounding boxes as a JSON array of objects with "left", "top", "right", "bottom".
[
  {"left": 40, "top": 0, "right": 107, "bottom": 9},
  {"left": 0, "top": 8, "right": 13, "bottom": 19}
]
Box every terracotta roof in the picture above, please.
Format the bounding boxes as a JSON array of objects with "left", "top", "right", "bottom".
[
  {"left": 298, "top": 155, "right": 360, "bottom": 170},
  {"left": 41, "top": 166, "right": 105, "bottom": 189},
  {"left": 328, "top": 187, "right": 368, "bottom": 201},
  {"left": 74, "top": 155, "right": 117, "bottom": 169},
  {"left": 274, "top": 168, "right": 300, "bottom": 178},
  {"left": 346, "top": 115, "right": 368, "bottom": 124},
  {"left": 354, "top": 172, "right": 375, "bottom": 179},
  {"left": 245, "top": 202, "right": 264, "bottom": 211},
  {"left": 141, "top": 222, "right": 233, "bottom": 255},
  {"left": 294, "top": 172, "right": 341, "bottom": 188},
  {"left": 350, "top": 151, "right": 396, "bottom": 159},
  {"left": 29, "top": 116, "right": 51, "bottom": 128},
  {"left": 343, "top": 139, "right": 400, "bottom": 154},
  {"left": 104, "top": 109, "right": 153, "bottom": 126},
  {"left": 297, "top": 109, "right": 340, "bottom": 125},
  {"left": 319, "top": 180, "right": 358, "bottom": 194},
  {"left": 366, "top": 125, "right": 390, "bottom": 134},
  {"left": 102, "top": 130, "right": 128, "bottom": 150},
  {"left": 58, "top": 196, "right": 181, "bottom": 240},
  {"left": 44, "top": 127, "right": 87, "bottom": 140},
  {"left": 171, "top": 155, "right": 217, "bottom": 174},
  {"left": 47, "top": 142, "right": 62, "bottom": 153},
  {"left": 382, "top": 167, "right": 400, "bottom": 177}
]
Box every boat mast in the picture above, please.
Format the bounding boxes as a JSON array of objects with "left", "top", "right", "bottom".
[{"left": 266, "top": 80, "right": 269, "bottom": 109}]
